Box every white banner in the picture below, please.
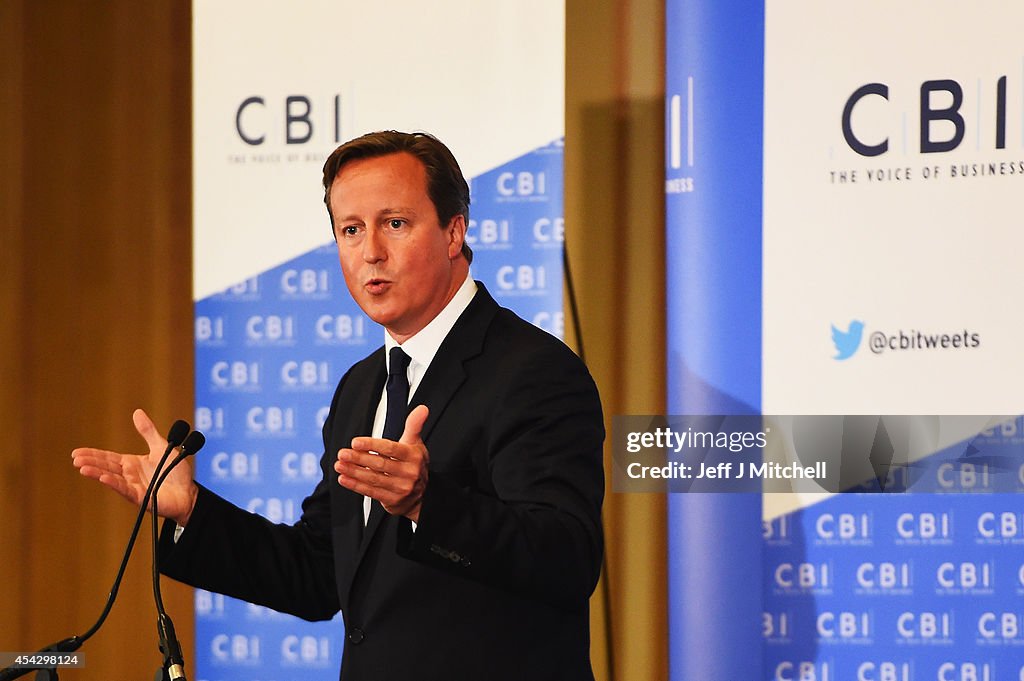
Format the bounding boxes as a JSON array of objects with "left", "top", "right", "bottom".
[
  {"left": 192, "top": 2, "right": 565, "bottom": 679},
  {"left": 194, "top": 0, "right": 564, "bottom": 300},
  {"left": 763, "top": 2, "right": 1024, "bottom": 416}
]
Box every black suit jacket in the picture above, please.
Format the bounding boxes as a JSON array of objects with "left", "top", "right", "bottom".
[{"left": 160, "top": 284, "right": 605, "bottom": 680}]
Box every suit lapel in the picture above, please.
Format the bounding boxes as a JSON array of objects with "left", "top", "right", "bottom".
[
  {"left": 335, "top": 352, "right": 385, "bottom": 550},
  {"left": 352, "top": 285, "right": 499, "bottom": 559},
  {"left": 410, "top": 285, "right": 497, "bottom": 442}
]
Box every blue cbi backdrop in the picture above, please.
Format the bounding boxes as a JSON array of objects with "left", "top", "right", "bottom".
[{"left": 191, "top": 141, "right": 565, "bottom": 680}]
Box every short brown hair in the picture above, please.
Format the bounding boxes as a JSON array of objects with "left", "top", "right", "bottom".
[{"left": 322, "top": 130, "right": 473, "bottom": 264}]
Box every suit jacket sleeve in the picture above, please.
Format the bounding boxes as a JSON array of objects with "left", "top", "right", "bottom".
[
  {"left": 397, "top": 324, "right": 604, "bottom": 613},
  {"left": 157, "top": 480, "right": 339, "bottom": 621},
  {"left": 154, "top": 370, "right": 361, "bottom": 622}
]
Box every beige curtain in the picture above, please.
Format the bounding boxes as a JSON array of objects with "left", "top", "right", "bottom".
[
  {"left": 567, "top": 2, "right": 668, "bottom": 679},
  {"left": 1, "top": 1, "right": 668, "bottom": 679}
]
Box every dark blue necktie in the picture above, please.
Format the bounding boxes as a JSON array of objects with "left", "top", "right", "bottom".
[
  {"left": 383, "top": 346, "right": 411, "bottom": 441},
  {"left": 366, "top": 347, "right": 411, "bottom": 526}
]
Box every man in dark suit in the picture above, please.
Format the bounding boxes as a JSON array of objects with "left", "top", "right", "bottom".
[{"left": 73, "top": 131, "right": 605, "bottom": 680}]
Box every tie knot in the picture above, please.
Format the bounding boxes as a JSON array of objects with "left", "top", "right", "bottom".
[{"left": 389, "top": 347, "right": 411, "bottom": 379}]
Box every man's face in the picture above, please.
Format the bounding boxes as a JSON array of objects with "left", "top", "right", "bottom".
[{"left": 329, "top": 152, "right": 467, "bottom": 343}]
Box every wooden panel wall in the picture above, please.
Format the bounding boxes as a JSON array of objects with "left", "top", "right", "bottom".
[
  {"left": 0, "top": 2, "right": 194, "bottom": 677},
  {"left": 1, "top": 1, "right": 669, "bottom": 679}
]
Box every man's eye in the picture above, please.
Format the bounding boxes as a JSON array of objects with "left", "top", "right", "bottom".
[
  {"left": 342, "top": 225, "right": 359, "bottom": 236},
  {"left": 388, "top": 219, "right": 405, "bottom": 229}
]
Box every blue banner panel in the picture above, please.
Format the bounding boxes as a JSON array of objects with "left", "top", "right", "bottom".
[
  {"left": 765, "top": 418, "right": 1024, "bottom": 681},
  {"left": 668, "top": 0, "right": 1024, "bottom": 678},
  {"left": 765, "top": 493, "right": 1024, "bottom": 681},
  {"left": 193, "top": 143, "right": 564, "bottom": 680},
  {"left": 469, "top": 139, "right": 565, "bottom": 337},
  {"left": 194, "top": 242, "right": 362, "bottom": 680},
  {"left": 665, "top": 0, "right": 765, "bottom": 680}
]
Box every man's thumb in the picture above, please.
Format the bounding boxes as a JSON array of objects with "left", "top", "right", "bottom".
[{"left": 400, "top": 405, "right": 429, "bottom": 443}]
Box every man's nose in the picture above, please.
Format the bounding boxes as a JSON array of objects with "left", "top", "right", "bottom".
[{"left": 362, "top": 228, "right": 386, "bottom": 263}]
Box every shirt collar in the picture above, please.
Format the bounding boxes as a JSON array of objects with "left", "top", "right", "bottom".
[{"left": 384, "top": 275, "right": 477, "bottom": 374}]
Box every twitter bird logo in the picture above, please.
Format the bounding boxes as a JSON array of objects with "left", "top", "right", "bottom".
[{"left": 831, "top": 320, "right": 865, "bottom": 360}]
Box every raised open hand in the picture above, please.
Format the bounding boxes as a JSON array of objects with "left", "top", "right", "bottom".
[{"left": 72, "top": 408, "right": 199, "bottom": 527}]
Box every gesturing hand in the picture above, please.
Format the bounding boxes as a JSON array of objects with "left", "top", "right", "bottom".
[
  {"left": 335, "top": 405, "right": 430, "bottom": 522},
  {"left": 72, "top": 408, "right": 200, "bottom": 527}
]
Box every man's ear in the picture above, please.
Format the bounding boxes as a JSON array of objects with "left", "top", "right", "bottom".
[{"left": 446, "top": 214, "right": 467, "bottom": 260}]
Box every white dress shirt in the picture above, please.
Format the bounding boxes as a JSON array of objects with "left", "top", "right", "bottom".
[
  {"left": 364, "top": 274, "right": 478, "bottom": 523},
  {"left": 176, "top": 276, "right": 478, "bottom": 541}
]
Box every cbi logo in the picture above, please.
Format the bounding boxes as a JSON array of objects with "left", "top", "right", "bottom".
[
  {"left": 976, "top": 511, "right": 1024, "bottom": 544},
  {"left": 213, "top": 277, "right": 260, "bottom": 301},
  {"left": 194, "top": 590, "right": 225, "bottom": 619},
  {"left": 772, "top": 660, "right": 831, "bottom": 681},
  {"left": 234, "top": 93, "right": 343, "bottom": 147},
  {"left": 772, "top": 561, "right": 832, "bottom": 594},
  {"left": 246, "top": 314, "right": 297, "bottom": 346},
  {"left": 247, "top": 496, "right": 297, "bottom": 523},
  {"left": 815, "top": 611, "right": 872, "bottom": 644},
  {"left": 466, "top": 218, "right": 512, "bottom": 250},
  {"left": 531, "top": 217, "right": 564, "bottom": 249},
  {"left": 976, "top": 612, "right": 1024, "bottom": 644},
  {"left": 979, "top": 417, "right": 1022, "bottom": 441},
  {"left": 280, "top": 268, "right": 330, "bottom": 299},
  {"left": 281, "top": 451, "right": 321, "bottom": 483},
  {"left": 211, "top": 633, "right": 261, "bottom": 665},
  {"left": 495, "top": 170, "right": 548, "bottom": 201},
  {"left": 245, "top": 406, "right": 296, "bottom": 437},
  {"left": 495, "top": 264, "right": 548, "bottom": 293},
  {"left": 895, "top": 611, "right": 953, "bottom": 644},
  {"left": 314, "top": 313, "right": 367, "bottom": 345},
  {"left": 937, "top": 462, "right": 992, "bottom": 492},
  {"left": 855, "top": 562, "right": 912, "bottom": 595},
  {"left": 532, "top": 310, "right": 565, "bottom": 339},
  {"left": 281, "top": 636, "right": 331, "bottom": 667},
  {"left": 195, "top": 315, "right": 226, "bottom": 345},
  {"left": 763, "top": 516, "right": 792, "bottom": 545},
  {"left": 814, "top": 512, "right": 872, "bottom": 546},
  {"left": 936, "top": 561, "right": 994, "bottom": 595},
  {"left": 841, "top": 75, "right": 1013, "bottom": 157},
  {"left": 210, "top": 361, "right": 261, "bottom": 392},
  {"left": 280, "top": 360, "right": 332, "bottom": 391},
  {"left": 895, "top": 512, "right": 952, "bottom": 545},
  {"left": 762, "top": 611, "right": 791, "bottom": 644},
  {"left": 195, "top": 406, "right": 226, "bottom": 437},
  {"left": 210, "top": 451, "right": 261, "bottom": 483},
  {"left": 936, "top": 662, "right": 992, "bottom": 681},
  {"left": 856, "top": 662, "right": 911, "bottom": 681}
]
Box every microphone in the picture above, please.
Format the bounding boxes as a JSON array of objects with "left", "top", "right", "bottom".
[
  {"left": 151, "top": 429, "right": 205, "bottom": 681},
  {"left": 165, "top": 420, "right": 191, "bottom": 450},
  {"left": 0, "top": 420, "right": 193, "bottom": 681}
]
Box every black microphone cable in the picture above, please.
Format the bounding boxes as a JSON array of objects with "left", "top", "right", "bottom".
[
  {"left": 150, "top": 429, "right": 205, "bottom": 681},
  {"left": 0, "top": 420, "right": 191, "bottom": 681}
]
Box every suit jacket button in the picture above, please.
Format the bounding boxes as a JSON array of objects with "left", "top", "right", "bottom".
[{"left": 347, "top": 628, "right": 365, "bottom": 644}]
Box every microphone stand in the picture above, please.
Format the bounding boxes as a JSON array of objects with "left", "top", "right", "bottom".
[
  {"left": 151, "top": 430, "right": 204, "bottom": 681},
  {"left": 0, "top": 421, "right": 191, "bottom": 681}
]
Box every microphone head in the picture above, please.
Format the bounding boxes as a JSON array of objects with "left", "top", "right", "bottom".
[
  {"left": 180, "top": 430, "right": 206, "bottom": 456},
  {"left": 166, "top": 420, "right": 191, "bottom": 448}
]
